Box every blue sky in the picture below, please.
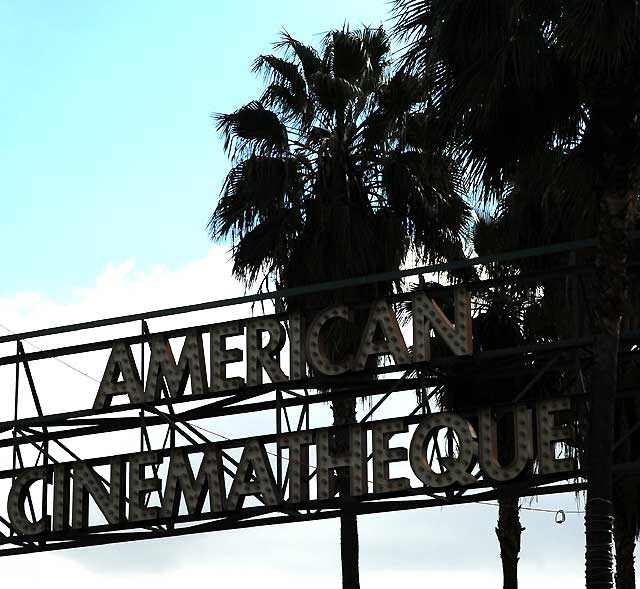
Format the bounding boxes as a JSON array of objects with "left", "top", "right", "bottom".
[{"left": 1, "top": 0, "right": 388, "bottom": 298}]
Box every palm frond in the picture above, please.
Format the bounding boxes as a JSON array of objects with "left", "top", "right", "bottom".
[
  {"left": 309, "top": 72, "right": 362, "bottom": 112},
  {"left": 274, "top": 31, "right": 324, "bottom": 80},
  {"left": 253, "top": 54, "right": 304, "bottom": 89},
  {"left": 260, "top": 84, "right": 308, "bottom": 124},
  {"left": 213, "top": 101, "right": 289, "bottom": 159},
  {"left": 230, "top": 209, "right": 303, "bottom": 285},
  {"left": 552, "top": 1, "right": 640, "bottom": 76},
  {"left": 472, "top": 212, "right": 504, "bottom": 256},
  {"left": 392, "top": 0, "right": 583, "bottom": 190},
  {"left": 209, "top": 155, "right": 303, "bottom": 240},
  {"left": 382, "top": 149, "right": 470, "bottom": 262},
  {"left": 358, "top": 27, "right": 391, "bottom": 77},
  {"left": 330, "top": 29, "right": 370, "bottom": 83},
  {"left": 378, "top": 71, "right": 424, "bottom": 115}
]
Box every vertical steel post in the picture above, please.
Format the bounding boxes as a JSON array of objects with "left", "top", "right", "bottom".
[
  {"left": 140, "top": 320, "right": 146, "bottom": 453},
  {"left": 11, "top": 342, "right": 19, "bottom": 537},
  {"left": 419, "top": 371, "right": 427, "bottom": 415},
  {"left": 276, "top": 388, "right": 282, "bottom": 492},
  {"left": 12, "top": 341, "right": 19, "bottom": 471}
]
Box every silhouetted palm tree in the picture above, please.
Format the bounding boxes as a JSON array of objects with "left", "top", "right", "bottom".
[
  {"left": 499, "top": 148, "right": 640, "bottom": 589},
  {"left": 209, "top": 26, "right": 470, "bottom": 588},
  {"left": 392, "top": 4, "right": 640, "bottom": 586},
  {"left": 475, "top": 148, "right": 640, "bottom": 588},
  {"left": 449, "top": 207, "right": 566, "bottom": 589},
  {"left": 472, "top": 196, "right": 573, "bottom": 588}
]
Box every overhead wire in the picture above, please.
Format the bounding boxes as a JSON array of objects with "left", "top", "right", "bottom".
[{"left": 0, "top": 322, "right": 100, "bottom": 383}]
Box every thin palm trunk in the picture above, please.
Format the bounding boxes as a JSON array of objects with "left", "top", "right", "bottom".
[
  {"left": 613, "top": 396, "right": 640, "bottom": 589},
  {"left": 614, "top": 497, "right": 637, "bottom": 589},
  {"left": 339, "top": 508, "right": 360, "bottom": 588},
  {"left": 332, "top": 397, "right": 360, "bottom": 589},
  {"left": 495, "top": 413, "right": 524, "bottom": 589},
  {"left": 585, "top": 188, "right": 631, "bottom": 589},
  {"left": 496, "top": 495, "right": 523, "bottom": 588}
]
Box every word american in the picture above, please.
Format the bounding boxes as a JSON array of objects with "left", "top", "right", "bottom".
[{"left": 94, "top": 289, "right": 472, "bottom": 410}]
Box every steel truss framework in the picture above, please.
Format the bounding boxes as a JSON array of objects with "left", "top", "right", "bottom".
[{"left": 0, "top": 235, "right": 638, "bottom": 557}]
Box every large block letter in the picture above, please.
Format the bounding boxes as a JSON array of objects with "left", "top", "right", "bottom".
[
  {"left": 72, "top": 458, "right": 125, "bottom": 529},
  {"left": 537, "top": 398, "right": 577, "bottom": 474},
  {"left": 288, "top": 313, "right": 306, "bottom": 381},
  {"left": 353, "top": 300, "right": 410, "bottom": 371},
  {"left": 413, "top": 287, "right": 472, "bottom": 362},
  {"left": 145, "top": 331, "right": 207, "bottom": 400},
  {"left": 93, "top": 342, "right": 144, "bottom": 409},
  {"left": 306, "top": 305, "right": 352, "bottom": 376},
  {"left": 7, "top": 466, "right": 51, "bottom": 535},
  {"left": 53, "top": 463, "right": 71, "bottom": 532},
  {"left": 210, "top": 322, "right": 245, "bottom": 393},
  {"left": 280, "top": 431, "right": 313, "bottom": 503},
  {"left": 372, "top": 419, "right": 410, "bottom": 493},
  {"left": 129, "top": 451, "right": 162, "bottom": 522},
  {"left": 478, "top": 405, "right": 533, "bottom": 481},
  {"left": 161, "top": 446, "right": 226, "bottom": 517},
  {"left": 316, "top": 425, "right": 367, "bottom": 499},
  {"left": 410, "top": 413, "right": 477, "bottom": 488},
  {"left": 227, "top": 439, "right": 279, "bottom": 509},
  {"left": 246, "top": 318, "right": 287, "bottom": 387}
]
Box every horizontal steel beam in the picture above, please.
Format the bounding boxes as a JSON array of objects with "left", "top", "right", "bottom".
[
  {"left": 0, "top": 479, "right": 587, "bottom": 557},
  {"left": 0, "top": 343, "right": 606, "bottom": 448},
  {"left": 2, "top": 232, "right": 638, "bottom": 345},
  {"left": 0, "top": 339, "right": 628, "bottom": 454},
  {"left": 0, "top": 265, "right": 623, "bottom": 367},
  {"left": 0, "top": 334, "right": 614, "bottom": 434}
]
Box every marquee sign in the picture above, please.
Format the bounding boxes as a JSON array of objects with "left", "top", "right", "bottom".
[{"left": 0, "top": 240, "right": 619, "bottom": 556}]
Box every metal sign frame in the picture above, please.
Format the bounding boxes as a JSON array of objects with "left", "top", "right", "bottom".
[{"left": 0, "top": 235, "right": 638, "bottom": 557}]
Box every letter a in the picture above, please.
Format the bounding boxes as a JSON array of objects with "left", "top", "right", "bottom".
[{"left": 93, "top": 342, "right": 144, "bottom": 409}]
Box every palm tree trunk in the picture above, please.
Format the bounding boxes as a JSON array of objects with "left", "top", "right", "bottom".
[
  {"left": 339, "top": 508, "right": 360, "bottom": 589},
  {"left": 332, "top": 397, "right": 360, "bottom": 589},
  {"left": 496, "top": 494, "right": 522, "bottom": 589},
  {"left": 585, "top": 188, "right": 631, "bottom": 589},
  {"left": 614, "top": 504, "right": 637, "bottom": 589}
]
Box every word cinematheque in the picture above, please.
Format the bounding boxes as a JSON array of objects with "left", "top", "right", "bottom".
[
  {"left": 8, "top": 400, "right": 575, "bottom": 537},
  {"left": 93, "top": 290, "right": 472, "bottom": 409}
]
